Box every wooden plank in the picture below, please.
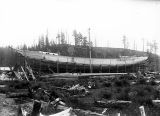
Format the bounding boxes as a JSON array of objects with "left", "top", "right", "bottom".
[
  {"left": 14, "top": 71, "right": 22, "bottom": 80},
  {"left": 21, "top": 66, "right": 29, "bottom": 81},
  {"left": 26, "top": 66, "right": 36, "bottom": 80}
]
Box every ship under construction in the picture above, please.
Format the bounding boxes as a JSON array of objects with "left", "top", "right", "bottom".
[{"left": 14, "top": 49, "right": 149, "bottom": 74}]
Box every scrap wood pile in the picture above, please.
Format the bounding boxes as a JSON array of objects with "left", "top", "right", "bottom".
[
  {"left": 24, "top": 100, "right": 103, "bottom": 116},
  {"left": 18, "top": 99, "right": 71, "bottom": 116},
  {"left": 67, "top": 84, "right": 89, "bottom": 97},
  {"left": 1, "top": 69, "right": 160, "bottom": 115},
  {"left": 0, "top": 63, "right": 36, "bottom": 81},
  {"left": 0, "top": 79, "right": 98, "bottom": 115},
  {"left": 18, "top": 99, "right": 108, "bottom": 116}
]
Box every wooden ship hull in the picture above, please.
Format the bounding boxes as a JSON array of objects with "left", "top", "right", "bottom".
[{"left": 15, "top": 49, "right": 148, "bottom": 73}]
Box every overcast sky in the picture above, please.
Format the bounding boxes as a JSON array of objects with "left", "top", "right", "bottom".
[{"left": 0, "top": 0, "right": 160, "bottom": 53}]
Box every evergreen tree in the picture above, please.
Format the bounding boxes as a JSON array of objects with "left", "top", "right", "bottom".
[
  {"left": 82, "top": 36, "right": 88, "bottom": 46},
  {"left": 22, "top": 44, "right": 28, "bottom": 50},
  {"left": 38, "top": 35, "right": 45, "bottom": 50},
  {"left": 45, "top": 34, "right": 50, "bottom": 48},
  {"left": 45, "top": 34, "right": 50, "bottom": 51},
  {"left": 60, "top": 32, "right": 67, "bottom": 44},
  {"left": 73, "top": 30, "right": 80, "bottom": 46}
]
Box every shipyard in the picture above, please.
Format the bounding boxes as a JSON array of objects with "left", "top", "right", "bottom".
[{"left": 0, "top": 0, "right": 160, "bottom": 116}]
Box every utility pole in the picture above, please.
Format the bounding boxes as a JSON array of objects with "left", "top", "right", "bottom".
[
  {"left": 142, "top": 38, "right": 144, "bottom": 52},
  {"left": 153, "top": 40, "right": 158, "bottom": 71},
  {"left": 122, "top": 35, "right": 127, "bottom": 72},
  {"left": 88, "top": 28, "right": 92, "bottom": 73}
]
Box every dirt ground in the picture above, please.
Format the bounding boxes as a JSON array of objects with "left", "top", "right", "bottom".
[
  {"left": 1, "top": 73, "right": 160, "bottom": 116},
  {"left": 0, "top": 94, "right": 17, "bottom": 116}
]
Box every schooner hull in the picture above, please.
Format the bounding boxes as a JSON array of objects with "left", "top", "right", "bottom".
[{"left": 17, "top": 50, "right": 148, "bottom": 67}]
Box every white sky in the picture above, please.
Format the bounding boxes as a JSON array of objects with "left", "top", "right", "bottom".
[{"left": 0, "top": 0, "right": 160, "bottom": 53}]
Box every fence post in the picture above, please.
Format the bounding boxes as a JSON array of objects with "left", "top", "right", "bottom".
[
  {"left": 139, "top": 106, "right": 146, "bottom": 116},
  {"left": 117, "top": 113, "right": 120, "bottom": 116}
]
